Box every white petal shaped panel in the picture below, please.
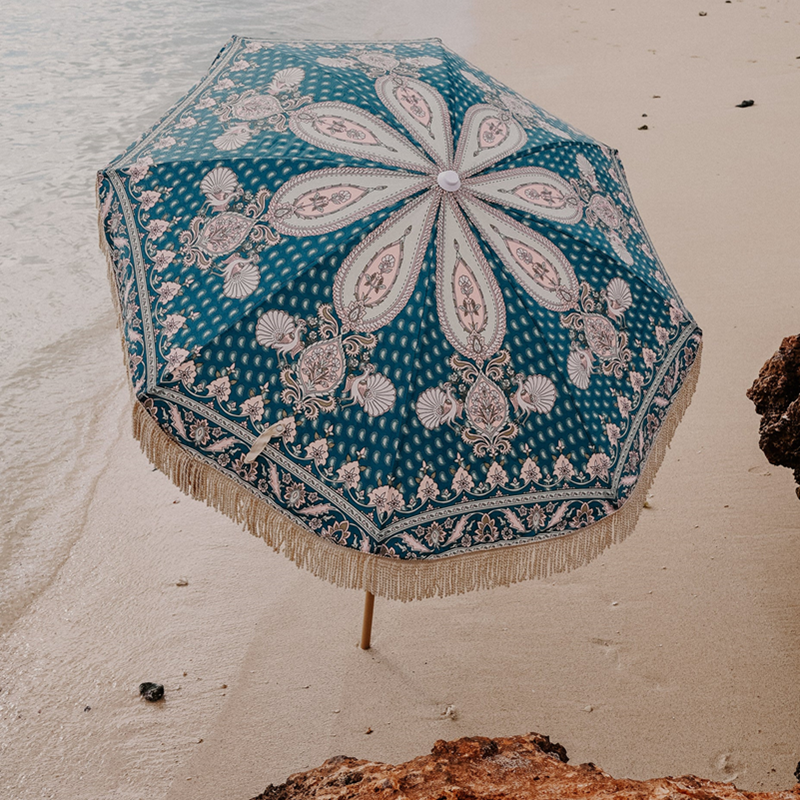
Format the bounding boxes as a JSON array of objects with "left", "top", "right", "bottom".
[
  {"left": 333, "top": 190, "right": 440, "bottom": 333},
  {"left": 290, "top": 101, "right": 434, "bottom": 173}
]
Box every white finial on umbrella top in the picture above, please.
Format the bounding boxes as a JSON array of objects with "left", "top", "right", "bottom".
[{"left": 437, "top": 170, "right": 462, "bottom": 192}]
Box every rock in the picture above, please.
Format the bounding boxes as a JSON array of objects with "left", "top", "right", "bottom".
[
  {"left": 139, "top": 682, "right": 164, "bottom": 702},
  {"left": 795, "top": 762, "right": 800, "bottom": 782},
  {"left": 250, "top": 733, "right": 800, "bottom": 799},
  {"left": 746, "top": 334, "right": 800, "bottom": 497},
  {"left": 736, "top": 99, "right": 755, "bottom": 107}
]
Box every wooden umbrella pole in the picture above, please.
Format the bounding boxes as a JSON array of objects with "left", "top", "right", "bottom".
[{"left": 360, "top": 591, "right": 375, "bottom": 650}]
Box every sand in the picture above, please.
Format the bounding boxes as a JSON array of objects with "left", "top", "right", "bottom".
[{"left": 2, "top": 1, "right": 799, "bottom": 799}]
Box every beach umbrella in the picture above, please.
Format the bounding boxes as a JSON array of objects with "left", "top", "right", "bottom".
[{"left": 97, "top": 37, "right": 701, "bottom": 648}]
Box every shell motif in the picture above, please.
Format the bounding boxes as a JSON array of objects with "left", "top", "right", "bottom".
[
  {"left": 576, "top": 153, "right": 598, "bottom": 187},
  {"left": 200, "top": 167, "right": 241, "bottom": 208},
  {"left": 521, "top": 374, "right": 557, "bottom": 414},
  {"left": 358, "top": 372, "right": 396, "bottom": 417},
  {"left": 213, "top": 125, "right": 252, "bottom": 151},
  {"left": 416, "top": 386, "right": 452, "bottom": 430},
  {"left": 607, "top": 231, "right": 634, "bottom": 266},
  {"left": 222, "top": 257, "right": 260, "bottom": 299},
  {"left": 567, "top": 349, "right": 593, "bottom": 390},
  {"left": 605, "top": 277, "right": 632, "bottom": 320},
  {"left": 255, "top": 309, "right": 296, "bottom": 349},
  {"left": 271, "top": 67, "right": 305, "bottom": 87}
]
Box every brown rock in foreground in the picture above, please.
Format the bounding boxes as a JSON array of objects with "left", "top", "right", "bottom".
[
  {"left": 746, "top": 334, "right": 800, "bottom": 498},
  {"left": 252, "top": 733, "right": 800, "bottom": 800}
]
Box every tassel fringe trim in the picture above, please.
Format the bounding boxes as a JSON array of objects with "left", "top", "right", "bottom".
[{"left": 129, "top": 344, "right": 701, "bottom": 602}]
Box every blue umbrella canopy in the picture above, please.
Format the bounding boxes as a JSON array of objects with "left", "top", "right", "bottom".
[{"left": 97, "top": 38, "right": 701, "bottom": 600}]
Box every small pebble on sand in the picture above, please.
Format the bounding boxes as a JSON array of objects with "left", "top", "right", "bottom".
[
  {"left": 365, "top": 727, "right": 373, "bottom": 735},
  {"left": 638, "top": 124, "right": 649, "bottom": 130},
  {"left": 176, "top": 578, "right": 189, "bottom": 586},
  {"left": 139, "top": 682, "right": 165, "bottom": 702},
  {"left": 441, "top": 705, "right": 458, "bottom": 720},
  {"left": 736, "top": 99, "right": 755, "bottom": 107},
  {"left": 583, "top": 705, "right": 594, "bottom": 712}
]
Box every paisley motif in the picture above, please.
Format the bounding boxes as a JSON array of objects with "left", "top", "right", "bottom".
[
  {"left": 508, "top": 238, "right": 561, "bottom": 290},
  {"left": 583, "top": 313, "right": 620, "bottom": 361},
  {"left": 398, "top": 85, "right": 430, "bottom": 126},
  {"left": 354, "top": 240, "right": 404, "bottom": 309},
  {"left": 466, "top": 166, "right": 583, "bottom": 224},
  {"left": 435, "top": 197, "right": 505, "bottom": 362},
  {"left": 460, "top": 194, "right": 579, "bottom": 312},
  {"left": 333, "top": 191, "right": 439, "bottom": 332},
  {"left": 587, "top": 193, "right": 622, "bottom": 229},
  {"left": 477, "top": 116, "right": 509, "bottom": 152},
  {"left": 197, "top": 212, "right": 255, "bottom": 255},
  {"left": 451, "top": 256, "right": 488, "bottom": 352},
  {"left": 230, "top": 91, "right": 283, "bottom": 120},
  {"left": 313, "top": 115, "right": 381, "bottom": 145},
  {"left": 268, "top": 168, "right": 429, "bottom": 236},
  {"left": 375, "top": 75, "right": 453, "bottom": 167},
  {"left": 454, "top": 104, "right": 526, "bottom": 176},
  {"left": 297, "top": 337, "right": 346, "bottom": 396},
  {"left": 290, "top": 102, "right": 433, "bottom": 172},
  {"left": 465, "top": 374, "right": 509, "bottom": 437},
  {"left": 285, "top": 184, "right": 369, "bottom": 219}
]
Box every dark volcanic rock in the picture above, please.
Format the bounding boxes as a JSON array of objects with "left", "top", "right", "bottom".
[
  {"left": 251, "top": 733, "right": 799, "bottom": 800},
  {"left": 138, "top": 682, "right": 164, "bottom": 702},
  {"left": 746, "top": 334, "right": 800, "bottom": 497}
]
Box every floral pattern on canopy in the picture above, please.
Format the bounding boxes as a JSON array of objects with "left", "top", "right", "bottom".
[{"left": 97, "top": 37, "right": 701, "bottom": 600}]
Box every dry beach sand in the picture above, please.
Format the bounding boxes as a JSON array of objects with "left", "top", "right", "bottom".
[{"left": 1, "top": 1, "right": 799, "bottom": 799}]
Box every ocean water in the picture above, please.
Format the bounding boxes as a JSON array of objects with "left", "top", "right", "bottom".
[{"left": 0, "top": 0, "right": 474, "bottom": 634}]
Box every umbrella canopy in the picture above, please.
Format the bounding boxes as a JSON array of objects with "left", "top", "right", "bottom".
[{"left": 97, "top": 37, "right": 701, "bottom": 601}]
